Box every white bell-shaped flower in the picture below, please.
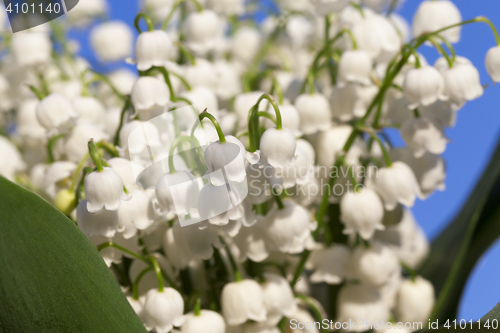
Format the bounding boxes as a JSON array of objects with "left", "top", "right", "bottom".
[
  {"left": 131, "top": 76, "right": 170, "bottom": 119},
  {"left": 294, "top": 93, "right": 331, "bottom": 135},
  {"left": 441, "top": 63, "right": 483, "bottom": 106},
  {"left": 143, "top": 288, "right": 185, "bottom": 333},
  {"left": 84, "top": 167, "right": 128, "bottom": 213},
  {"left": 287, "top": 307, "right": 320, "bottom": 333},
  {"left": 260, "top": 127, "right": 296, "bottom": 168},
  {"left": 181, "top": 310, "right": 226, "bottom": 333},
  {"left": 486, "top": 46, "right": 500, "bottom": 82},
  {"left": 348, "top": 242, "right": 400, "bottom": 286},
  {"left": 11, "top": 32, "right": 52, "bottom": 67},
  {"left": 401, "top": 116, "right": 447, "bottom": 158},
  {"left": 351, "top": 14, "right": 400, "bottom": 62},
  {"left": 372, "top": 161, "right": 422, "bottom": 210},
  {"left": 66, "top": 0, "right": 107, "bottom": 27},
  {"left": 412, "top": 0, "right": 462, "bottom": 43},
  {"left": 274, "top": 146, "right": 313, "bottom": 189},
  {"left": 231, "top": 26, "right": 261, "bottom": 64},
  {"left": 337, "top": 50, "right": 373, "bottom": 87},
  {"left": 76, "top": 199, "right": 119, "bottom": 237},
  {"left": 261, "top": 273, "right": 297, "bottom": 325},
  {"left": 184, "top": 58, "right": 218, "bottom": 90},
  {"left": 117, "top": 189, "right": 154, "bottom": 238},
  {"left": 330, "top": 84, "right": 378, "bottom": 121},
  {"left": 197, "top": 182, "right": 247, "bottom": 226},
  {"left": 403, "top": 66, "right": 447, "bottom": 109},
  {"left": 162, "top": 221, "right": 221, "bottom": 269},
  {"left": 0, "top": 136, "right": 26, "bottom": 181},
  {"left": 396, "top": 277, "right": 435, "bottom": 327},
  {"left": 265, "top": 200, "right": 314, "bottom": 254},
  {"left": 17, "top": 99, "right": 46, "bottom": 139},
  {"left": 118, "top": 120, "right": 161, "bottom": 156},
  {"left": 135, "top": 30, "right": 173, "bottom": 71},
  {"left": 90, "top": 21, "right": 133, "bottom": 62},
  {"left": 336, "top": 284, "right": 390, "bottom": 333},
  {"left": 36, "top": 94, "right": 79, "bottom": 134},
  {"left": 204, "top": 138, "right": 246, "bottom": 186},
  {"left": 340, "top": 188, "right": 385, "bottom": 240},
  {"left": 307, "top": 244, "right": 351, "bottom": 284},
  {"left": 72, "top": 96, "right": 106, "bottom": 126},
  {"left": 43, "top": 161, "right": 76, "bottom": 198},
  {"left": 184, "top": 10, "right": 223, "bottom": 56},
  {"left": 233, "top": 216, "right": 271, "bottom": 262},
  {"left": 390, "top": 149, "right": 446, "bottom": 198},
  {"left": 155, "top": 171, "right": 200, "bottom": 218},
  {"left": 221, "top": 279, "right": 267, "bottom": 326},
  {"left": 64, "top": 122, "right": 108, "bottom": 163}
]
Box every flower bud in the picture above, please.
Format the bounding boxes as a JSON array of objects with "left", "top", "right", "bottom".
[
  {"left": 340, "top": 188, "right": 385, "bottom": 240},
  {"left": 181, "top": 310, "right": 225, "bottom": 333},
  {"left": 260, "top": 128, "right": 296, "bottom": 168},
  {"left": 337, "top": 50, "right": 373, "bottom": 87},
  {"left": 84, "top": 167, "right": 128, "bottom": 213},
  {"left": 36, "top": 94, "right": 79, "bottom": 134},
  {"left": 76, "top": 199, "right": 119, "bottom": 237},
  {"left": 403, "top": 66, "right": 447, "bottom": 109},
  {"left": 294, "top": 93, "right": 331, "bottom": 135},
  {"left": 54, "top": 189, "right": 76, "bottom": 215},
  {"left": 396, "top": 277, "right": 435, "bottom": 327},
  {"left": 221, "top": 279, "right": 267, "bottom": 326},
  {"left": 135, "top": 30, "right": 173, "bottom": 71},
  {"left": 143, "top": 288, "right": 185, "bottom": 333},
  {"left": 485, "top": 46, "right": 500, "bottom": 82},
  {"left": 90, "top": 21, "right": 133, "bottom": 62},
  {"left": 412, "top": 0, "right": 462, "bottom": 43}
]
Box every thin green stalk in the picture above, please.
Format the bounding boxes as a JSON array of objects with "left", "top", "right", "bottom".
[
  {"left": 257, "top": 111, "right": 277, "bottom": 125},
  {"left": 114, "top": 96, "right": 131, "bottom": 146},
  {"left": 149, "top": 256, "right": 164, "bottom": 292},
  {"left": 87, "top": 69, "right": 125, "bottom": 100},
  {"left": 296, "top": 295, "right": 329, "bottom": 333},
  {"left": 29, "top": 85, "right": 45, "bottom": 100},
  {"left": 69, "top": 152, "right": 89, "bottom": 192},
  {"left": 219, "top": 236, "right": 242, "bottom": 282},
  {"left": 146, "top": 66, "right": 176, "bottom": 101},
  {"left": 88, "top": 140, "right": 104, "bottom": 172},
  {"left": 272, "top": 187, "right": 285, "bottom": 210},
  {"left": 47, "top": 134, "right": 65, "bottom": 163},
  {"left": 134, "top": 13, "right": 154, "bottom": 33},
  {"left": 133, "top": 267, "right": 153, "bottom": 300},
  {"left": 428, "top": 37, "right": 453, "bottom": 68},
  {"left": 175, "top": 42, "right": 196, "bottom": 65},
  {"left": 199, "top": 112, "right": 226, "bottom": 143},
  {"left": 170, "top": 72, "right": 192, "bottom": 91},
  {"left": 370, "top": 133, "right": 392, "bottom": 167}
]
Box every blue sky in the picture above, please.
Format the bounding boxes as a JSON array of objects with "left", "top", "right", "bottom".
[{"left": 67, "top": 0, "right": 500, "bottom": 321}]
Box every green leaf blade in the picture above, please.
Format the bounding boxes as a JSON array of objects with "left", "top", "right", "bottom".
[{"left": 0, "top": 176, "right": 147, "bottom": 333}]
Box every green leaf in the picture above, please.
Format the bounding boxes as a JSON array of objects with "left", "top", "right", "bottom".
[
  {"left": 0, "top": 176, "right": 147, "bottom": 332},
  {"left": 418, "top": 137, "right": 500, "bottom": 321}
]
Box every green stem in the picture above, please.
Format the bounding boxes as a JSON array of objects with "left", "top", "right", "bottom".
[
  {"left": 199, "top": 112, "right": 226, "bottom": 143},
  {"left": 168, "top": 135, "right": 193, "bottom": 173},
  {"left": 149, "top": 256, "right": 164, "bottom": 292},
  {"left": 370, "top": 133, "right": 392, "bottom": 167},
  {"left": 96, "top": 141, "right": 119, "bottom": 158},
  {"left": 194, "top": 290, "right": 201, "bottom": 316},
  {"left": 88, "top": 140, "right": 104, "bottom": 172},
  {"left": 257, "top": 111, "right": 277, "bottom": 125},
  {"left": 413, "top": 108, "right": 421, "bottom": 118},
  {"left": 87, "top": 69, "right": 125, "bottom": 100},
  {"left": 296, "top": 295, "right": 329, "bottom": 333},
  {"left": 291, "top": 249, "right": 310, "bottom": 288},
  {"left": 343, "top": 29, "right": 358, "bottom": 50},
  {"left": 133, "top": 267, "right": 153, "bottom": 300},
  {"left": 69, "top": 152, "right": 89, "bottom": 192},
  {"left": 428, "top": 37, "right": 453, "bottom": 68},
  {"left": 170, "top": 72, "right": 192, "bottom": 91},
  {"left": 219, "top": 237, "right": 242, "bottom": 282},
  {"left": 475, "top": 16, "right": 500, "bottom": 45},
  {"left": 145, "top": 66, "right": 176, "bottom": 101},
  {"left": 134, "top": 13, "right": 154, "bottom": 33},
  {"left": 271, "top": 77, "right": 284, "bottom": 105},
  {"left": 272, "top": 187, "right": 285, "bottom": 210},
  {"left": 113, "top": 97, "right": 131, "bottom": 146},
  {"left": 29, "top": 85, "right": 45, "bottom": 100},
  {"left": 47, "top": 134, "right": 65, "bottom": 163},
  {"left": 350, "top": 2, "right": 365, "bottom": 18},
  {"left": 400, "top": 261, "right": 417, "bottom": 283},
  {"left": 176, "top": 42, "right": 196, "bottom": 65},
  {"left": 433, "top": 35, "right": 457, "bottom": 64}
]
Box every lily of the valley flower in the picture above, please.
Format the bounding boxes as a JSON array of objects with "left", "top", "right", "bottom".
[
  {"left": 486, "top": 46, "right": 500, "bottom": 82},
  {"left": 143, "top": 288, "right": 185, "bottom": 333},
  {"left": 181, "top": 310, "right": 226, "bottom": 333},
  {"left": 400, "top": 116, "right": 447, "bottom": 158},
  {"left": 337, "top": 50, "right": 373, "bottom": 87},
  {"left": 131, "top": 76, "right": 170, "bottom": 119},
  {"left": 396, "top": 276, "right": 435, "bottom": 327},
  {"left": 76, "top": 199, "right": 119, "bottom": 237},
  {"left": 294, "top": 93, "right": 331, "bottom": 135},
  {"left": 135, "top": 30, "right": 173, "bottom": 71},
  {"left": 412, "top": 0, "right": 462, "bottom": 43},
  {"left": 403, "top": 66, "right": 447, "bottom": 109},
  {"left": 36, "top": 94, "right": 79, "bottom": 134},
  {"left": 84, "top": 167, "right": 128, "bottom": 213},
  {"left": 90, "top": 21, "right": 133, "bottom": 62},
  {"left": 340, "top": 188, "right": 385, "bottom": 240},
  {"left": 221, "top": 279, "right": 267, "bottom": 326},
  {"left": 260, "top": 127, "right": 297, "bottom": 168}
]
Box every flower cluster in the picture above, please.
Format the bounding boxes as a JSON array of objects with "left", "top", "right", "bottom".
[{"left": 0, "top": 0, "right": 499, "bottom": 332}]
